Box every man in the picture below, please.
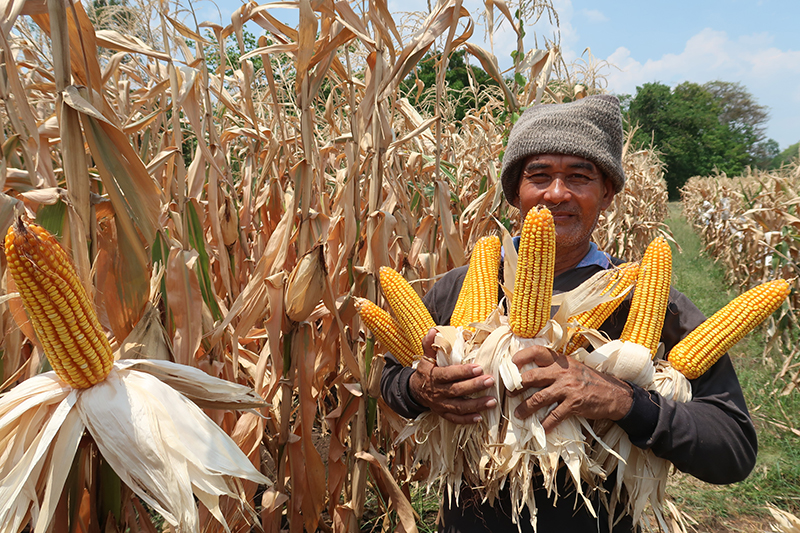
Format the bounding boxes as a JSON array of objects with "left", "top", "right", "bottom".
[{"left": 381, "top": 94, "right": 757, "bottom": 532}]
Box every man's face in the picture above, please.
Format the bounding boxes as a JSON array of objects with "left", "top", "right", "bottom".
[{"left": 516, "top": 154, "right": 615, "bottom": 251}]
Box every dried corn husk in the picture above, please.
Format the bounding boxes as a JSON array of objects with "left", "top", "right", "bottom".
[
  {"left": 284, "top": 244, "right": 327, "bottom": 323},
  {"left": 219, "top": 195, "right": 239, "bottom": 246},
  {"left": 768, "top": 504, "right": 800, "bottom": 533},
  {"left": 586, "top": 355, "right": 691, "bottom": 530},
  {"left": 0, "top": 359, "right": 270, "bottom": 532},
  {"left": 583, "top": 340, "right": 655, "bottom": 387},
  {"left": 119, "top": 264, "right": 171, "bottom": 361},
  {"left": 398, "top": 266, "right": 633, "bottom": 530}
]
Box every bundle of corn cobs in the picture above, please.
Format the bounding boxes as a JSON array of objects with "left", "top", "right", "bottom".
[{"left": 358, "top": 206, "right": 790, "bottom": 531}]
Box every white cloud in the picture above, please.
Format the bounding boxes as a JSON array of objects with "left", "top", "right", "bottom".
[
  {"left": 601, "top": 28, "right": 800, "bottom": 147},
  {"left": 580, "top": 9, "right": 607, "bottom": 23}
]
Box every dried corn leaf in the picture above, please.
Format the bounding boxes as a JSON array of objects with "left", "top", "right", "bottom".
[{"left": 166, "top": 246, "right": 204, "bottom": 366}]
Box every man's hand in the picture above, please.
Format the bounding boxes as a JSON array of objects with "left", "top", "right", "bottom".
[
  {"left": 409, "top": 329, "right": 497, "bottom": 424},
  {"left": 510, "top": 345, "right": 633, "bottom": 433}
]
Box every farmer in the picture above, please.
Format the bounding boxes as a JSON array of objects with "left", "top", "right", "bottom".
[{"left": 380, "top": 95, "right": 757, "bottom": 533}]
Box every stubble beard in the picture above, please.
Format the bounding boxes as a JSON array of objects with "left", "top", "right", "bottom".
[{"left": 554, "top": 210, "right": 602, "bottom": 251}]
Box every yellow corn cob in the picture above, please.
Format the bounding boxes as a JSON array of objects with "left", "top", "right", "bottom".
[
  {"left": 565, "top": 262, "right": 641, "bottom": 355},
  {"left": 5, "top": 218, "right": 113, "bottom": 389},
  {"left": 378, "top": 266, "right": 436, "bottom": 357},
  {"left": 669, "top": 279, "right": 790, "bottom": 379},
  {"left": 451, "top": 235, "right": 501, "bottom": 328},
  {"left": 620, "top": 236, "right": 672, "bottom": 358},
  {"left": 355, "top": 297, "right": 418, "bottom": 366},
  {"left": 509, "top": 206, "right": 555, "bottom": 338}
]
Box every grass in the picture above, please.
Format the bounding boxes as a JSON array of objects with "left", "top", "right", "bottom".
[
  {"left": 360, "top": 478, "right": 439, "bottom": 533},
  {"left": 666, "top": 203, "right": 737, "bottom": 318},
  {"left": 665, "top": 202, "right": 800, "bottom": 531},
  {"left": 410, "top": 483, "right": 441, "bottom": 533}
]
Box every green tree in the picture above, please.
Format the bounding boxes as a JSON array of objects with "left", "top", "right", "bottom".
[
  {"left": 89, "top": 0, "right": 133, "bottom": 29},
  {"left": 401, "top": 50, "right": 499, "bottom": 122},
  {"left": 703, "top": 81, "right": 777, "bottom": 169},
  {"left": 625, "top": 81, "right": 758, "bottom": 199},
  {"left": 203, "top": 29, "right": 265, "bottom": 80},
  {"left": 754, "top": 138, "right": 781, "bottom": 169},
  {"left": 771, "top": 142, "right": 799, "bottom": 168}
]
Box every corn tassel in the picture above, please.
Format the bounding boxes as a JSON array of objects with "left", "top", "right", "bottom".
[
  {"left": 620, "top": 236, "right": 672, "bottom": 358},
  {"left": 5, "top": 218, "right": 113, "bottom": 389},
  {"left": 669, "top": 279, "right": 790, "bottom": 379},
  {"left": 451, "top": 235, "right": 501, "bottom": 328},
  {"left": 565, "top": 262, "right": 640, "bottom": 355},
  {"left": 355, "top": 297, "right": 418, "bottom": 366},
  {"left": 509, "top": 206, "right": 555, "bottom": 338},
  {"left": 378, "top": 266, "right": 436, "bottom": 357}
]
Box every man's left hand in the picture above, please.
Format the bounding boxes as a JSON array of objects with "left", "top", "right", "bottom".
[{"left": 509, "top": 345, "right": 634, "bottom": 433}]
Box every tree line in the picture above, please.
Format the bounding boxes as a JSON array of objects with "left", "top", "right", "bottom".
[{"left": 622, "top": 81, "right": 793, "bottom": 200}]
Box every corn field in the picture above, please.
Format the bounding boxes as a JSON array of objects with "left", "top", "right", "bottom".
[
  {"left": 0, "top": 0, "right": 671, "bottom": 530},
  {"left": 682, "top": 162, "right": 800, "bottom": 395}
]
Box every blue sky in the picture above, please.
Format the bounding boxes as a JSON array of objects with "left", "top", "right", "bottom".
[
  {"left": 204, "top": 0, "right": 799, "bottom": 150},
  {"left": 560, "top": 0, "right": 800, "bottom": 150}
]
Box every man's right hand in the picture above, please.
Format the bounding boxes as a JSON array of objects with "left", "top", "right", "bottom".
[{"left": 408, "top": 329, "right": 497, "bottom": 424}]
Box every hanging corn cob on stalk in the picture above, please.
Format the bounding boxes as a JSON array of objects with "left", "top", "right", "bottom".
[
  {"left": 0, "top": 218, "right": 271, "bottom": 531},
  {"left": 669, "top": 278, "right": 790, "bottom": 379},
  {"left": 5, "top": 219, "right": 114, "bottom": 388}
]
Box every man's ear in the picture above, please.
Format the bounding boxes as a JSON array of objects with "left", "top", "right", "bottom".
[
  {"left": 512, "top": 179, "right": 522, "bottom": 208},
  {"left": 600, "top": 178, "right": 615, "bottom": 211}
]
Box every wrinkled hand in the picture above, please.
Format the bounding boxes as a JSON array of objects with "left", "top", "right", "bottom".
[
  {"left": 509, "top": 345, "right": 633, "bottom": 433},
  {"left": 409, "top": 329, "right": 497, "bottom": 424}
]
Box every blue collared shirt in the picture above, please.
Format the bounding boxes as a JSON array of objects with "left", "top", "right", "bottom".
[{"left": 511, "top": 237, "right": 612, "bottom": 270}]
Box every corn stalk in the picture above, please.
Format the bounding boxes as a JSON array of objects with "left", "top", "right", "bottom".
[{"left": 0, "top": 0, "right": 669, "bottom": 529}]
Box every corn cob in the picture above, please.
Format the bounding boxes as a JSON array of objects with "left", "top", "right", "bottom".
[
  {"left": 565, "top": 262, "right": 640, "bottom": 355},
  {"left": 668, "top": 279, "right": 790, "bottom": 379},
  {"left": 5, "top": 218, "right": 113, "bottom": 388},
  {"left": 620, "top": 236, "right": 672, "bottom": 358},
  {"left": 509, "top": 206, "right": 555, "bottom": 338},
  {"left": 355, "top": 297, "right": 418, "bottom": 366},
  {"left": 450, "top": 235, "right": 501, "bottom": 328},
  {"left": 378, "top": 266, "right": 436, "bottom": 357}
]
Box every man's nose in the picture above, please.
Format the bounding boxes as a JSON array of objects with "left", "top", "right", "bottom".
[{"left": 543, "top": 177, "right": 572, "bottom": 205}]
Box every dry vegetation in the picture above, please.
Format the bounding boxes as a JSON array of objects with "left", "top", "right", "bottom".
[
  {"left": 0, "top": 0, "right": 673, "bottom": 530},
  {"left": 593, "top": 137, "right": 674, "bottom": 261},
  {"left": 682, "top": 164, "right": 800, "bottom": 394}
]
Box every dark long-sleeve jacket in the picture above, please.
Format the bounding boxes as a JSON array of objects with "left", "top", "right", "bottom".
[{"left": 380, "top": 261, "right": 757, "bottom": 533}]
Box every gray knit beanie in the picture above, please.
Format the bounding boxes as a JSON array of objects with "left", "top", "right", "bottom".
[{"left": 500, "top": 94, "right": 626, "bottom": 205}]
